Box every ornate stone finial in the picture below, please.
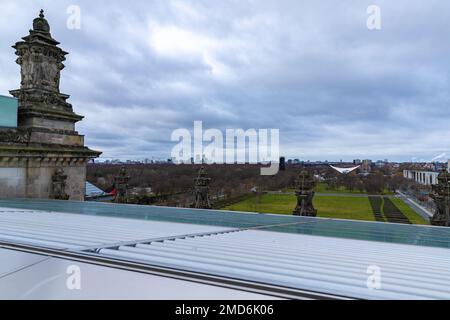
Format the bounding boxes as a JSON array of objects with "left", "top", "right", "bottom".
[
  {"left": 191, "top": 167, "right": 212, "bottom": 209},
  {"left": 114, "top": 167, "right": 130, "bottom": 203},
  {"left": 33, "top": 9, "right": 50, "bottom": 33},
  {"left": 13, "top": 9, "right": 66, "bottom": 92},
  {"left": 293, "top": 170, "right": 317, "bottom": 216},
  {"left": 430, "top": 168, "right": 450, "bottom": 226},
  {"left": 198, "top": 166, "right": 207, "bottom": 177}
]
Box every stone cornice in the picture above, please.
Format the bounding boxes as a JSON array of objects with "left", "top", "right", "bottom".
[
  {"left": 0, "top": 127, "right": 83, "bottom": 141},
  {"left": 18, "top": 106, "right": 84, "bottom": 122},
  {"left": 24, "top": 126, "right": 81, "bottom": 136},
  {"left": 0, "top": 144, "right": 101, "bottom": 158},
  {"left": 0, "top": 155, "right": 91, "bottom": 166}
]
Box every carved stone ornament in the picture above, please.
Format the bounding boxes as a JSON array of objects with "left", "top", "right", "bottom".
[
  {"left": 293, "top": 170, "right": 317, "bottom": 217},
  {"left": 0, "top": 129, "right": 31, "bottom": 144},
  {"left": 50, "top": 167, "right": 70, "bottom": 200},
  {"left": 192, "top": 167, "right": 212, "bottom": 209},
  {"left": 114, "top": 167, "right": 130, "bottom": 203},
  {"left": 430, "top": 169, "right": 450, "bottom": 226}
]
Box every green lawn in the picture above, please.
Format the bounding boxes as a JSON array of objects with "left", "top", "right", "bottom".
[
  {"left": 314, "top": 183, "right": 366, "bottom": 194},
  {"left": 222, "top": 193, "right": 427, "bottom": 224},
  {"left": 314, "top": 196, "right": 375, "bottom": 221},
  {"left": 223, "top": 194, "right": 296, "bottom": 215},
  {"left": 223, "top": 194, "right": 374, "bottom": 221},
  {"left": 390, "top": 197, "right": 429, "bottom": 225},
  {"left": 314, "top": 182, "right": 394, "bottom": 195}
]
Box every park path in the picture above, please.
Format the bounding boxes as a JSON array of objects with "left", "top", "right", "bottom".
[
  {"left": 367, "top": 196, "right": 411, "bottom": 224},
  {"left": 266, "top": 191, "right": 394, "bottom": 198},
  {"left": 315, "top": 192, "right": 394, "bottom": 198}
]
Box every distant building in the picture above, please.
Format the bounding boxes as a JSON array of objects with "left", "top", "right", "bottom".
[
  {"left": 0, "top": 95, "right": 18, "bottom": 127},
  {"left": 329, "top": 165, "right": 360, "bottom": 174},
  {"left": 403, "top": 160, "right": 450, "bottom": 185},
  {"left": 361, "top": 159, "right": 372, "bottom": 173},
  {"left": 403, "top": 169, "right": 439, "bottom": 185},
  {"left": 279, "top": 157, "right": 286, "bottom": 171},
  {"left": 85, "top": 182, "right": 112, "bottom": 201},
  {"left": 375, "top": 160, "right": 388, "bottom": 168}
]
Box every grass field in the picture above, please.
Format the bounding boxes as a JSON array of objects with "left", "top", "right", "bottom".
[
  {"left": 314, "top": 196, "right": 375, "bottom": 221},
  {"left": 223, "top": 194, "right": 296, "bottom": 215},
  {"left": 314, "top": 182, "right": 394, "bottom": 195},
  {"left": 314, "top": 183, "right": 366, "bottom": 194},
  {"left": 223, "top": 194, "right": 374, "bottom": 221},
  {"left": 222, "top": 193, "right": 428, "bottom": 224}
]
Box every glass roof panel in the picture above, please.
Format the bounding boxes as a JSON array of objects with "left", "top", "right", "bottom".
[
  {"left": 1, "top": 198, "right": 450, "bottom": 248},
  {"left": 264, "top": 219, "right": 450, "bottom": 248},
  {"left": 0, "top": 198, "right": 315, "bottom": 228}
]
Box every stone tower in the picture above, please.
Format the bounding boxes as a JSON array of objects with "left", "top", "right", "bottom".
[{"left": 0, "top": 10, "right": 101, "bottom": 200}]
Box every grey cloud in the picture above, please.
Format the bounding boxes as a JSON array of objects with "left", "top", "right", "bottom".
[{"left": 1, "top": 0, "right": 450, "bottom": 161}]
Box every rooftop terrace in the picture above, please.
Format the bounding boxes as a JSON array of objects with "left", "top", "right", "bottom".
[{"left": 0, "top": 199, "right": 449, "bottom": 299}]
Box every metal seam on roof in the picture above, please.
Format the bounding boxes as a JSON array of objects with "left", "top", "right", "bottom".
[
  {"left": 79, "top": 220, "right": 322, "bottom": 252},
  {"left": 80, "top": 228, "right": 245, "bottom": 253}
]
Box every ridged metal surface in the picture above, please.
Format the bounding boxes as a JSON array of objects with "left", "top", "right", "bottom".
[
  {"left": 0, "top": 207, "right": 231, "bottom": 249},
  {"left": 1, "top": 205, "right": 450, "bottom": 299},
  {"left": 1, "top": 198, "right": 450, "bottom": 248},
  {"left": 98, "top": 230, "right": 450, "bottom": 300},
  {"left": 0, "top": 248, "right": 276, "bottom": 300}
]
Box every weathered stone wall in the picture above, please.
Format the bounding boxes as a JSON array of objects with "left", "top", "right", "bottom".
[
  {"left": 26, "top": 160, "right": 87, "bottom": 201},
  {"left": 20, "top": 117, "right": 75, "bottom": 131},
  {"left": 0, "top": 157, "right": 87, "bottom": 201},
  {"left": 0, "top": 167, "right": 26, "bottom": 197},
  {"left": 64, "top": 165, "right": 86, "bottom": 200},
  {"left": 29, "top": 130, "right": 84, "bottom": 146}
]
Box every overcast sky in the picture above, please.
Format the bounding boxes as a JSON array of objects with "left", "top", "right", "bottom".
[{"left": 1, "top": 0, "right": 450, "bottom": 162}]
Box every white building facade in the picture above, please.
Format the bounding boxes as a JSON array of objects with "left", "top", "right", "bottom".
[{"left": 403, "top": 170, "right": 439, "bottom": 185}]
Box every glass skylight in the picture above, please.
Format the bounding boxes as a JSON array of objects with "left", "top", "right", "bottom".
[{"left": 1, "top": 198, "right": 449, "bottom": 249}]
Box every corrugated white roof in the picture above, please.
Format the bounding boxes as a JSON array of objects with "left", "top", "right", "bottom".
[
  {"left": 98, "top": 230, "right": 450, "bottom": 299},
  {"left": 0, "top": 204, "right": 449, "bottom": 299},
  {"left": 0, "top": 207, "right": 232, "bottom": 250}
]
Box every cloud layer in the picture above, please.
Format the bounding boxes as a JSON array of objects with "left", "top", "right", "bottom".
[{"left": 1, "top": 0, "right": 450, "bottom": 162}]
